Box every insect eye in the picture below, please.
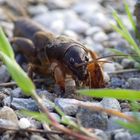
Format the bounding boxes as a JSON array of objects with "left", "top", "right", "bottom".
[
  {"left": 85, "top": 56, "right": 89, "bottom": 62},
  {"left": 69, "top": 57, "right": 75, "bottom": 64}
]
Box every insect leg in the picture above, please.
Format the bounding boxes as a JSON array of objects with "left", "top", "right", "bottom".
[
  {"left": 50, "top": 62, "right": 65, "bottom": 92},
  {"left": 87, "top": 50, "right": 105, "bottom": 88}
]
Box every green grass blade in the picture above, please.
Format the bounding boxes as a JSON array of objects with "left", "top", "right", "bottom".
[
  {"left": 111, "top": 23, "right": 137, "bottom": 53},
  {"left": 21, "top": 110, "right": 51, "bottom": 124},
  {"left": 112, "top": 10, "right": 140, "bottom": 56},
  {"left": 0, "top": 52, "right": 35, "bottom": 95},
  {"left": 108, "top": 48, "right": 127, "bottom": 55},
  {"left": 48, "top": 100, "right": 77, "bottom": 127},
  {"left": 112, "top": 9, "right": 133, "bottom": 35},
  {"left": 117, "top": 120, "right": 140, "bottom": 134},
  {"left": 124, "top": 1, "right": 136, "bottom": 31},
  {"left": 78, "top": 89, "right": 140, "bottom": 100},
  {"left": 0, "top": 28, "right": 14, "bottom": 59},
  {"left": 112, "top": 10, "right": 127, "bottom": 32},
  {"left": 111, "top": 23, "right": 129, "bottom": 39},
  {"left": 108, "top": 48, "right": 136, "bottom": 61}
]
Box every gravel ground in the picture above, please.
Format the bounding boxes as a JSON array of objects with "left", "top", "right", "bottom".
[{"left": 0, "top": 0, "right": 140, "bottom": 140}]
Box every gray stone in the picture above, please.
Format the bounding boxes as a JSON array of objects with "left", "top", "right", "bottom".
[
  {"left": 76, "top": 103, "right": 108, "bottom": 130},
  {"left": 110, "top": 77, "right": 125, "bottom": 88},
  {"left": 47, "top": 0, "right": 75, "bottom": 9},
  {"left": 0, "top": 119, "right": 17, "bottom": 128},
  {"left": 108, "top": 32, "right": 122, "bottom": 41},
  {"left": 94, "top": 129, "right": 109, "bottom": 140},
  {"left": 33, "top": 11, "right": 64, "bottom": 29},
  {"left": 0, "top": 65, "right": 10, "bottom": 83},
  {"left": 4, "top": 97, "right": 38, "bottom": 111},
  {"left": 107, "top": 116, "right": 125, "bottom": 131},
  {"left": 49, "top": 19, "right": 64, "bottom": 34},
  {"left": 0, "top": 106, "right": 18, "bottom": 124},
  {"left": 121, "top": 59, "right": 135, "bottom": 69},
  {"left": 115, "top": 39, "right": 132, "bottom": 54},
  {"left": 103, "top": 63, "right": 116, "bottom": 73},
  {"left": 85, "top": 37, "right": 104, "bottom": 53},
  {"left": 55, "top": 98, "right": 79, "bottom": 116},
  {"left": 31, "top": 135, "right": 46, "bottom": 140},
  {"left": 114, "top": 131, "right": 131, "bottom": 140},
  {"left": 125, "top": 112, "right": 140, "bottom": 117},
  {"left": 0, "top": 88, "right": 11, "bottom": 96},
  {"left": 0, "top": 88, "right": 11, "bottom": 105},
  {"left": 128, "top": 78, "right": 140, "bottom": 90},
  {"left": 50, "top": 112, "right": 61, "bottom": 122},
  {"left": 73, "top": 2, "right": 103, "bottom": 15},
  {"left": 42, "top": 98, "right": 54, "bottom": 111},
  {"left": 30, "top": 119, "right": 42, "bottom": 129},
  {"left": 36, "top": 89, "right": 54, "bottom": 101},
  {"left": 93, "top": 31, "right": 108, "bottom": 43},
  {"left": 132, "top": 134, "right": 140, "bottom": 140},
  {"left": 92, "top": 43, "right": 104, "bottom": 53},
  {"left": 101, "top": 98, "right": 121, "bottom": 111},
  {"left": 0, "top": 0, "right": 5, "bottom": 4},
  {"left": 28, "top": 5, "right": 48, "bottom": 16},
  {"left": 63, "top": 30, "right": 79, "bottom": 40},
  {"left": 85, "top": 12, "right": 111, "bottom": 31},
  {"left": 114, "top": 63, "right": 123, "bottom": 71},
  {"left": 120, "top": 102, "right": 130, "bottom": 112},
  {"left": 34, "top": 12, "right": 64, "bottom": 34},
  {"left": 107, "top": 112, "right": 138, "bottom": 131},
  {"left": 11, "top": 88, "right": 25, "bottom": 98},
  {"left": 66, "top": 19, "right": 90, "bottom": 34},
  {"left": 86, "top": 26, "right": 102, "bottom": 36}
]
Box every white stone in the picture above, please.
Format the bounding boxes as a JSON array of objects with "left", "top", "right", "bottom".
[
  {"left": 66, "top": 19, "right": 90, "bottom": 34},
  {"left": 63, "top": 30, "right": 79, "bottom": 40},
  {"left": 93, "top": 31, "right": 108, "bottom": 43},
  {"left": 103, "top": 72, "right": 110, "bottom": 83},
  {"left": 19, "top": 118, "right": 31, "bottom": 129},
  {"left": 28, "top": 5, "right": 48, "bottom": 16},
  {"left": 103, "top": 63, "right": 116, "bottom": 73},
  {"left": 50, "top": 20, "right": 64, "bottom": 34}
]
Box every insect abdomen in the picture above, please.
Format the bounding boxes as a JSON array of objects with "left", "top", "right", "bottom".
[{"left": 14, "top": 18, "right": 46, "bottom": 40}]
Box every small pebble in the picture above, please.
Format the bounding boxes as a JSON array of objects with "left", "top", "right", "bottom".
[
  {"left": 0, "top": 65, "right": 10, "bottom": 83},
  {"left": 121, "top": 59, "right": 135, "bottom": 69},
  {"left": 4, "top": 97, "right": 39, "bottom": 111},
  {"left": 55, "top": 98, "right": 79, "bottom": 116},
  {"left": 114, "top": 131, "right": 131, "bottom": 140},
  {"left": 31, "top": 135, "right": 46, "bottom": 140},
  {"left": 18, "top": 118, "right": 31, "bottom": 129},
  {"left": 0, "top": 106, "right": 18, "bottom": 124},
  {"left": 93, "top": 31, "right": 108, "bottom": 43},
  {"left": 76, "top": 102, "right": 108, "bottom": 130},
  {"left": 95, "top": 129, "right": 109, "bottom": 140},
  {"left": 101, "top": 98, "right": 121, "bottom": 111},
  {"left": 128, "top": 78, "right": 140, "bottom": 90},
  {"left": 103, "top": 63, "right": 116, "bottom": 73},
  {"left": 28, "top": 5, "right": 48, "bottom": 16}
]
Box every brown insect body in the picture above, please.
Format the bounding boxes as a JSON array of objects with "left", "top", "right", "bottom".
[{"left": 12, "top": 18, "right": 105, "bottom": 91}]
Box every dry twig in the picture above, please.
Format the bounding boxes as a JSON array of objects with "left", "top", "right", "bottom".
[
  {"left": 0, "top": 79, "right": 46, "bottom": 87},
  {"left": 0, "top": 126, "right": 62, "bottom": 134},
  {"left": 76, "top": 101, "right": 134, "bottom": 122},
  {"left": 32, "top": 92, "right": 97, "bottom": 140}
]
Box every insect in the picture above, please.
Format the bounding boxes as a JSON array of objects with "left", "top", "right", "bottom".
[{"left": 12, "top": 18, "right": 106, "bottom": 92}]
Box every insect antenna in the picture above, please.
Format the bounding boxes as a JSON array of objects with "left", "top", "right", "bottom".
[
  {"left": 74, "top": 54, "right": 139, "bottom": 68},
  {"left": 96, "top": 54, "right": 130, "bottom": 60}
]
